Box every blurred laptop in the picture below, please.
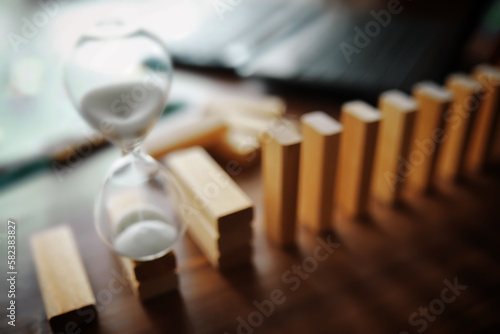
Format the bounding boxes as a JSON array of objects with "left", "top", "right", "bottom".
[{"left": 165, "top": 0, "right": 495, "bottom": 98}]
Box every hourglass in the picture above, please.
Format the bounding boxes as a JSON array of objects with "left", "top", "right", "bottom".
[{"left": 64, "top": 21, "right": 186, "bottom": 261}]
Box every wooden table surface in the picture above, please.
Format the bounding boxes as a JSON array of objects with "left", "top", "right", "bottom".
[{"left": 1, "top": 65, "right": 500, "bottom": 334}]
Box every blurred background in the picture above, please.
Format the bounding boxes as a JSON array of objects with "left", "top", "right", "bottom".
[
  {"left": 1, "top": 1, "right": 500, "bottom": 333},
  {"left": 1, "top": 0, "right": 499, "bottom": 186}
]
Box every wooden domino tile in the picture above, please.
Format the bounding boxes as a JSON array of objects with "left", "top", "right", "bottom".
[
  {"left": 262, "top": 120, "right": 302, "bottom": 246},
  {"left": 208, "top": 130, "right": 261, "bottom": 169},
  {"left": 298, "top": 111, "right": 342, "bottom": 233},
  {"left": 181, "top": 201, "right": 252, "bottom": 269},
  {"left": 406, "top": 82, "right": 452, "bottom": 194},
  {"left": 437, "top": 74, "right": 483, "bottom": 181},
  {"left": 372, "top": 90, "right": 417, "bottom": 205},
  {"left": 205, "top": 95, "right": 285, "bottom": 120},
  {"left": 336, "top": 101, "right": 381, "bottom": 219},
  {"left": 165, "top": 146, "right": 254, "bottom": 234},
  {"left": 31, "top": 225, "right": 97, "bottom": 330},
  {"left": 165, "top": 147, "right": 254, "bottom": 268},
  {"left": 144, "top": 115, "right": 228, "bottom": 160},
  {"left": 468, "top": 64, "right": 500, "bottom": 171}
]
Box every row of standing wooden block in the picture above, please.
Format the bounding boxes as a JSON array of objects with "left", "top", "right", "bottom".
[{"left": 263, "top": 64, "right": 500, "bottom": 246}]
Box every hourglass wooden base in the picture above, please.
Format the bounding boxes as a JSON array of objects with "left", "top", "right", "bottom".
[{"left": 119, "top": 252, "right": 178, "bottom": 301}]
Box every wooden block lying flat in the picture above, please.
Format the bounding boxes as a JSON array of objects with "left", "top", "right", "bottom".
[
  {"left": 208, "top": 131, "right": 260, "bottom": 169},
  {"left": 372, "top": 90, "right": 417, "bottom": 205},
  {"left": 31, "top": 225, "right": 96, "bottom": 331},
  {"left": 211, "top": 113, "right": 274, "bottom": 136},
  {"left": 120, "top": 255, "right": 178, "bottom": 301},
  {"left": 406, "top": 82, "right": 452, "bottom": 194},
  {"left": 182, "top": 199, "right": 252, "bottom": 268},
  {"left": 298, "top": 111, "right": 342, "bottom": 233},
  {"left": 262, "top": 120, "right": 302, "bottom": 246},
  {"left": 336, "top": 101, "right": 381, "bottom": 219},
  {"left": 468, "top": 64, "right": 500, "bottom": 170},
  {"left": 206, "top": 95, "right": 285, "bottom": 119},
  {"left": 124, "top": 251, "right": 176, "bottom": 282},
  {"left": 437, "top": 74, "right": 483, "bottom": 181},
  {"left": 165, "top": 147, "right": 253, "bottom": 268},
  {"left": 165, "top": 147, "right": 254, "bottom": 234},
  {"left": 144, "top": 116, "right": 228, "bottom": 160}
]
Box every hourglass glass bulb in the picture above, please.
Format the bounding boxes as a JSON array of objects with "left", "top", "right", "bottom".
[
  {"left": 65, "top": 21, "right": 187, "bottom": 260},
  {"left": 65, "top": 20, "right": 172, "bottom": 153}
]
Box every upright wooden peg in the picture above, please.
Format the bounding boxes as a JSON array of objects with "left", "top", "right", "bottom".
[
  {"left": 298, "top": 111, "right": 342, "bottom": 233},
  {"left": 406, "top": 82, "right": 452, "bottom": 194},
  {"left": 467, "top": 64, "right": 500, "bottom": 171},
  {"left": 437, "top": 74, "right": 483, "bottom": 181},
  {"left": 336, "top": 101, "right": 381, "bottom": 219},
  {"left": 262, "top": 120, "right": 302, "bottom": 246},
  {"left": 372, "top": 90, "right": 417, "bottom": 205}
]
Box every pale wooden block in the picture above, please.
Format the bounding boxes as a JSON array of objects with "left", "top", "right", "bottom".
[
  {"left": 182, "top": 198, "right": 252, "bottom": 268},
  {"left": 467, "top": 64, "right": 500, "bottom": 171},
  {"left": 120, "top": 255, "right": 178, "bottom": 301},
  {"left": 206, "top": 95, "right": 285, "bottom": 119},
  {"left": 165, "top": 147, "right": 254, "bottom": 234},
  {"left": 262, "top": 120, "right": 302, "bottom": 246},
  {"left": 31, "top": 225, "right": 96, "bottom": 329},
  {"left": 437, "top": 74, "right": 483, "bottom": 181},
  {"left": 208, "top": 130, "right": 260, "bottom": 169},
  {"left": 406, "top": 82, "right": 452, "bottom": 194},
  {"left": 336, "top": 101, "right": 381, "bottom": 219},
  {"left": 144, "top": 115, "right": 228, "bottom": 160},
  {"left": 298, "top": 111, "right": 342, "bottom": 233},
  {"left": 372, "top": 90, "right": 417, "bottom": 205},
  {"left": 210, "top": 113, "right": 274, "bottom": 136}
]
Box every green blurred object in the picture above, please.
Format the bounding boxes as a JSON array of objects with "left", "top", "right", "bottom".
[{"left": 0, "top": 101, "right": 186, "bottom": 190}]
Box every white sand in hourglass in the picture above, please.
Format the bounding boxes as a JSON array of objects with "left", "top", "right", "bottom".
[
  {"left": 80, "top": 82, "right": 166, "bottom": 144},
  {"left": 107, "top": 190, "right": 178, "bottom": 260}
]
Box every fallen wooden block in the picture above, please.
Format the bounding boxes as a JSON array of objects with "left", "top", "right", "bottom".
[
  {"left": 182, "top": 199, "right": 252, "bottom": 268},
  {"left": 164, "top": 147, "right": 254, "bottom": 268},
  {"left": 336, "top": 101, "right": 381, "bottom": 219},
  {"left": 204, "top": 95, "right": 286, "bottom": 169},
  {"left": 467, "top": 64, "right": 500, "bottom": 171},
  {"left": 119, "top": 254, "right": 178, "bottom": 301},
  {"left": 210, "top": 113, "right": 275, "bottom": 137},
  {"left": 406, "top": 82, "right": 452, "bottom": 194},
  {"left": 372, "top": 90, "right": 417, "bottom": 205},
  {"left": 437, "top": 74, "right": 483, "bottom": 181},
  {"left": 31, "top": 225, "right": 96, "bottom": 331},
  {"left": 144, "top": 115, "right": 228, "bottom": 160},
  {"left": 262, "top": 120, "right": 302, "bottom": 246},
  {"left": 206, "top": 95, "right": 285, "bottom": 120},
  {"left": 165, "top": 146, "right": 254, "bottom": 234},
  {"left": 298, "top": 111, "right": 342, "bottom": 233},
  {"left": 208, "top": 130, "right": 261, "bottom": 170}
]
